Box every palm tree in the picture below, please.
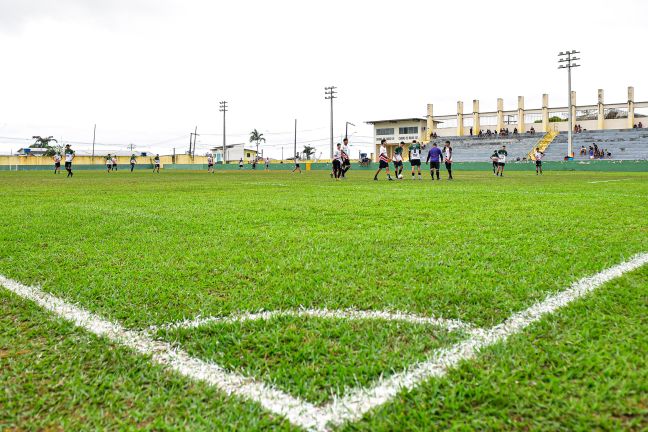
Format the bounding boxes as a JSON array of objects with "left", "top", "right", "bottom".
[
  {"left": 249, "top": 129, "right": 266, "bottom": 159},
  {"left": 31, "top": 136, "right": 60, "bottom": 156},
  {"left": 302, "top": 145, "right": 315, "bottom": 160}
]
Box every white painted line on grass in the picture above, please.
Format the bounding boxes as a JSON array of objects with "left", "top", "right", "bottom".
[
  {"left": 149, "top": 307, "right": 475, "bottom": 334},
  {"left": 587, "top": 178, "right": 631, "bottom": 184},
  {"left": 1, "top": 252, "right": 646, "bottom": 432},
  {"left": 0, "top": 275, "right": 327, "bottom": 432}
]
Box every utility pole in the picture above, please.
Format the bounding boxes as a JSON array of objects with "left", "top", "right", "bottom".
[
  {"left": 345, "top": 121, "right": 355, "bottom": 139},
  {"left": 558, "top": 50, "right": 580, "bottom": 158},
  {"left": 294, "top": 119, "right": 297, "bottom": 158},
  {"left": 92, "top": 124, "right": 96, "bottom": 158},
  {"left": 191, "top": 126, "right": 198, "bottom": 159},
  {"left": 281, "top": 146, "right": 284, "bottom": 162},
  {"left": 325, "top": 86, "right": 337, "bottom": 159},
  {"left": 219, "top": 101, "right": 228, "bottom": 163}
]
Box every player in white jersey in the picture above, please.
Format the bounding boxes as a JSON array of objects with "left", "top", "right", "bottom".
[
  {"left": 207, "top": 154, "right": 215, "bottom": 173},
  {"left": 373, "top": 139, "right": 394, "bottom": 181},
  {"left": 534, "top": 147, "right": 544, "bottom": 175},
  {"left": 341, "top": 137, "right": 351, "bottom": 178},
  {"left": 153, "top": 154, "right": 161, "bottom": 173},
  {"left": 106, "top": 154, "right": 113, "bottom": 172},
  {"left": 130, "top": 154, "right": 137, "bottom": 172},
  {"left": 495, "top": 145, "right": 507, "bottom": 177},
  {"left": 52, "top": 153, "right": 61, "bottom": 174},
  {"left": 265, "top": 157, "right": 270, "bottom": 171},
  {"left": 332, "top": 143, "right": 343, "bottom": 180},
  {"left": 408, "top": 140, "right": 422, "bottom": 180},
  {"left": 292, "top": 155, "right": 302, "bottom": 174},
  {"left": 64, "top": 145, "right": 75, "bottom": 177},
  {"left": 443, "top": 141, "right": 453, "bottom": 180},
  {"left": 111, "top": 156, "right": 118, "bottom": 171}
]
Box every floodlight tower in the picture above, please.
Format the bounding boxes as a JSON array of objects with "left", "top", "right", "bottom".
[
  {"left": 325, "top": 86, "right": 337, "bottom": 159},
  {"left": 558, "top": 50, "right": 580, "bottom": 158}
]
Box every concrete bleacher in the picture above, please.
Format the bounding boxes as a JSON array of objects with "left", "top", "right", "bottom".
[
  {"left": 544, "top": 128, "right": 648, "bottom": 161},
  {"left": 428, "top": 134, "right": 541, "bottom": 162}
]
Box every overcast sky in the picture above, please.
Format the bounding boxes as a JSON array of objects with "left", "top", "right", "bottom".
[{"left": 0, "top": 0, "right": 646, "bottom": 158}]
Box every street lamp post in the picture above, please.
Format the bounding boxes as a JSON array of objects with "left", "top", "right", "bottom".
[{"left": 558, "top": 50, "right": 580, "bottom": 158}]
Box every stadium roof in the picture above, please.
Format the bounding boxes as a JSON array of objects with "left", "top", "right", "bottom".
[{"left": 365, "top": 117, "right": 442, "bottom": 124}]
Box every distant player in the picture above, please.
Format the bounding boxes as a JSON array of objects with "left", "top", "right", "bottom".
[
  {"left": 153, "top": 154, "right": 161, "bottom": 173},
  {"left": 265, "top": 157, "right": 270, "bottom": 171},
  {"left": 207, "top": 154, "right": 215, "bottom": 173},
  {"left": 341, "top": 137, "right": 351, "bottom": 178},
  {"left": 332, "top": 143, "right": 343, "bottom": 180},
  {"left": 534, "top": 147, "right": 544, "bottom": 175},
  {"left": 64, "top": 144, "right": 74, "bottom": 177},
  {"left": 496, "top": 145, "right": 507, "bottom": 177},
  {"left": 490, "top": 150, "right": 499, "bottom": 175},
  {"left": 239, "top": 158, "right": 244, "bottom": 169},
  {"left": 393, "top": 142, "right": 404, "bottom": 179},
  {"left": 112, "top": 156, "right": 118, "bottom": 171},
  {"left": 443, "top": 141, "right": 453, "bottom": 180},
  {"left": 373, "top": 139, "right": 394, "bottom": 181},
  {"left": 292, "top": 155, "right": 302, "bottom": 174},
  {"left": 52, "top": 153, "right": 61, "bottom": 174},
  {"left": 425, "top": 142, "right": 443, "bottom": 180},
  {"left": 106, "top": 154, "right": 113, "bottom": 172},
  {"left": 130, "top": 154, "right": 137, "bottom": 172},
  {"left": 408, "top": 140, "right": 422, "bottom": 180}
]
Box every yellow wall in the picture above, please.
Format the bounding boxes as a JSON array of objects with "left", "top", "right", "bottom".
[{"left": 0, "top": 155, "right": 208, "bottom": 166}]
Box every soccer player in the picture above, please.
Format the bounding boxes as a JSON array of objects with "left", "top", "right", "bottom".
[
  {"left": 373, "top": 139, "right": 394, "bottom": 181},
  {"left": 393, "top": 142, "right": 404, "bottom": 179},
  {"left": 443, "top": 140, "right": 453, "bottom": 180},
  {"left": 112, "top": 155, "right": 118, "bottom": 171},
  {"left": 52, "top": 153, "right": 61, "bottom": 174},
  {"left": 332, "top": 143, "right": 343, "bottom": 180},
  {"left": 106, "top": 154, "right": 113, "bottom": 172},
  {"left": 130, "top": 154, "right": 137, "bottom": 172},
  {"left": 292, "top": 155, "right": 302, "bottom": 174},
  {"left": 341, "top": 137, "right": 351, "bottom": 178},
  {"left": 408, "top": 140, "right": 422, "bottom": 180},
  {"left": 64, "top": 144, "right": 74, "bottom": 177},
  {"left": 496, "top": 145, "right": 507, "bottom": 177},
  {"left": 265, "top": 157, "right": 270, "bottom": 171},
  {"left": 425, "top": 142, "right": 443, "bottom": 180},
  {"left": 239, "top": 158, "right": 244, "bottom": 169},
  {"left": 153, "top": 154, "right": 161, "bottom": 173},
  {"left": 490, "top": 150, "right": 499, "bottom": 175},
  {"left": 534, "top": 147, "right": 544, "bottom": 175},
  {"left": 207, "top": 154, "right": 215, "bottom": 173}
]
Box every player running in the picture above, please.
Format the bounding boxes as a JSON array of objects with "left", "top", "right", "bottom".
[
  {"left": 106, "top": 154, "right": 113, "bottom": 172},
  {"left": 52, "top": 153, "right": 61, "bottom": 174},
  {"left": 153, "top": 154, "right": 161, "bottom": 173},
  {"left": 130, "top": 154, "right": 137, "bottom": 172},
  {"left": 393, "top": 142, "right": 404, "bottom": 179},
  {"left": 425, "top": 142, "right": 443, "bottom": 180},
  {"left": 408, "top": 140, "right": 422, "bottom": 180},
  {"left": 292, "top": 155, "right": 302, "bottom": 174},
  {"left": 496, "top": 145, "right": 507, "bottom": 177},
  {"left": 207, "top": 154, "right": 215, "bottom": 173},
  {"left": 111, "top": 156, "right": 118, "bottom": 171},
  {"left": 64, "top": 144, "right": 75, "bottom": 177},
  {"left": 341, "top": 137, "right": 351, "bottom": 178},
  {"left": 239, "top": 158, "right": 244, "bottom": 170},
  {"left": 373, "top": 139, "right": 394, "bottom": 181},
  {"left": 332, "top": 143, "right": 343, "bottom": 180},
  {"left": 490, "top": 150, "right": 499, "bottom": 175},
  {"left": 443, "top": 141, "right": 453, "bottom": 180},
  {"left": 534, "top": 147, "right": 544, "bottom": 175}
]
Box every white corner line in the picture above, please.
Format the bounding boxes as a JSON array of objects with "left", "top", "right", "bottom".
[
  {"left": 1, "top": 252, "right": 647, "bottom": 432},
  {"left": 149, "top": 308, "right": 474, "bottom": 334}
]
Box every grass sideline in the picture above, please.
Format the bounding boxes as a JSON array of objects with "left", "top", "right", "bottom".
[{"left": 1, "top": 169, "right": 647, "bottom": 430}]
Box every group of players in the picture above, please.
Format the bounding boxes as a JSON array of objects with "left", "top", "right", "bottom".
[
  {"left": 373, "top": 139, "right": 454, "bottom": 181},
  {"left": 53, "top": 140, "right": 546, "bottom": 178}
]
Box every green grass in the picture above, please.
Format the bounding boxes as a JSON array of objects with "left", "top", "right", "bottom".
[{"left": 1, "top": 169, "right": 647, "bottom": 430}]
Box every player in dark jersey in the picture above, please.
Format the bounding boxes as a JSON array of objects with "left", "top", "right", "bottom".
[
  {"left": 443, "top": 141, "right": 453, "bottom": 180},
  {"left": 496, "top": 145, "right": 508, "bottom": 177},
  {"left": 153, "top": 154, "right": 161, "bottom": 173},
  {"left": 408, "top": 140, "right": 422, "bottom": 180},
  {"left": 64, "top": 145, "right": 75, "bottom": 177},
  {"left": 490, "top": 150, "right": 499, "bottom": 175},
  {"left": 393, "top": 142, "right": 405, "bottom": 179},
  {"left": 425, "top": 142, "right": 443, "bottom": 180}
]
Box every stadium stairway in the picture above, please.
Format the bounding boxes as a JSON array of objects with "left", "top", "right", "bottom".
[
  {"left": 542, "top": 128, "right": 648, "bottom": 161},
  {"left": 429, "top": 134, "right": 544, "bottom": 162},
  {"left": 528, "top": 131, "right": 559, "bottom": 160}
]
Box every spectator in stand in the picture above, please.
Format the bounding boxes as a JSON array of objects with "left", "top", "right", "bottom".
[
  {"left": 633, "top": 124, "right": 638, "bottom": 129},
  {"left": 470, "top": 127, "right": 473, "bottom": 136},
  {"left": 530, "top": 127, "right": 536, "bottom": 134},
  {"left": 589, "top": 146, "right": 594, "bottom": 159},
  {"left": 639, "top": 121, "right": 643, "bottom": 129},
  {"left": 607, "top": 150, "right": 612, "bottom": 158},
  {"left": 580, "top": 145, "right": 587, "bottom": 156},
  {"left": 506, "top": 128, "right": 510, "bottom": 135},
  {"left": 513, "top": 128, "right": 518, "bottom": 135}
]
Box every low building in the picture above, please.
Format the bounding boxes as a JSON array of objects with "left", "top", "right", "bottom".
[
  {"left": 16, "top": 147, "right": 49, "bottom": 156},
  {"left": 210, "top": 143, "right": 258, "bottom": 163},
  {"left": 365, "top": 118, "right": 441, "bottom": 161}
]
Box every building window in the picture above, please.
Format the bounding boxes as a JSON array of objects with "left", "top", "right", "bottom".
[
  {"left": 247, "top": 152, "right": 251, "bottom": 158},
  {"left": 376, "top": 128, "right": 395, "bottom": 136},
  {"left": 399, "top": 127, "right": 418, "bottom": 134}
]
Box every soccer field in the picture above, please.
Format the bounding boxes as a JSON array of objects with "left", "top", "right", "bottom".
[{"left": 1, "top": 169, "right": 647, "bottom": 431}]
